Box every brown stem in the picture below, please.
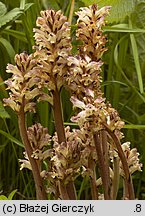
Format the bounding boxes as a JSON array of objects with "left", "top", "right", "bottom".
[
  {"left": 103, "top": 124, "right": 135, "bottom": 200},
  {"left": 93, "top": 131, "right": 111, "bottom": 199},
  {"left": 88, "top": 159, "right": 98, "bottom": 200},
  {"left": 68, "top": 0, "right": 75, "bottom": 24},
  {"left": 111, "top": 157, "right": 120, "bottom": 199},
  {"left": 123, "top": 178, "right": 129, "bottom": 199},
  {"left": 58, "top": 181, "right": 70, "bottom": 200},
  {"left": 53, "top": 88, "right": 66, "bottom": 143},
  {"left": 18, "top": 99, "right": 47, "bottom": 200},
  {"left": 52, "top": 87, "right": 77, "bottom": 200},
  {"left": 100, "top": 130, "right": 111, "bottom": 198}
]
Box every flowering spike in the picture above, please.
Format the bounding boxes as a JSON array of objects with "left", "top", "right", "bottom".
[
  {"left": 76, "top": 4, "right": 111, "bottom": 60},
  {"left": 33, "top": 9, "right": 72, "bottom": 91},
  {"left": 3, "top": 52, "right": 43, "bottom": 113}
]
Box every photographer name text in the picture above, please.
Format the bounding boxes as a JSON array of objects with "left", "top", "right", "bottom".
[{"left": 2, "top": 203, "right": 95, "bottom": 215}]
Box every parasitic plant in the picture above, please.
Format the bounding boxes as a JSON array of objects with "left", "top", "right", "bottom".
[{"left": 3, "top": 4, "right": 142, "bottom": 200}]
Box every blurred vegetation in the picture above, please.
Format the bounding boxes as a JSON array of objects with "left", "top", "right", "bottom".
[{"left": 0, "top": 0, "right": 145, "bottom": 199}]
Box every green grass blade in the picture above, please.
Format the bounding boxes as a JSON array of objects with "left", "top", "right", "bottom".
[
  {"left": 8, "top": 189, "right": 17, "bottom": 200},
  {"left": 20, "top": 0, "right": 26, "bottom": 10},
  {"left": 129, "top": 17, "right": 144, "bottom": 94},
  {"left": 103, "top": 26, "right": 145, "bottom": 33},
  {"left": 3, "top": 29, "right": 27, "bottom": 43},
  {"left": 0, "top": 37, "right": 15, "bottom": 63},
  {"left": 124, "top": 124, "right": 145, "bottom": 130},
  {"left": 0, "top": 129, "right": 23, "bottom": 147},
  {"left": 0, "top": 195, "right": 8, "bottom": 200},
  {"left": 114, "top": 35, "right": 145, "bottom": 103}
]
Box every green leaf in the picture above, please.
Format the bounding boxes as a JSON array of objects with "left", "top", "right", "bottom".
[
  {"left": 0, "top": 2, "right": 7, "bottom": 16},
  {"left": 0, "top": 195, "right": 8, "bottom": 200},
  {"left": 20, "top": 0, "right": 26, "bottom": 10},
  {"left": 0, "top": 130, "right": 24, "bottom": 148},
  {"left": 24, "top": 3, "right": 34, "bottom": 12},
  {"left": 124, "top": 124, "right": 145, "bottom": 130},
  {"left": 3, "top": 29, "right": 27, "bottom": 43},
  {"left": 0, "top": 8, "right": 23, "bottom": 29},
  {"left": 0, "top": 101, "right": 10, "bottom": 119},
  {"left": 42, "top": 0, "right": 60, "bottom": 10},
  {"left": 0, "top": 37, "right": 15, "bottom": 63},
  {"left": 103, "top": 26, "right": 145, "bottom": 33},
  {"left": 129, "top": 17, "right": 144, "bottom": 94},
  {"left": 8, "top": 189, "right": 17, "bottom": 200},
  {"left": 114, "top": 35, "right": 145, "bottom": 103},
  {"left": 0, "top": 189, "right": 17, "bottom": 200}
]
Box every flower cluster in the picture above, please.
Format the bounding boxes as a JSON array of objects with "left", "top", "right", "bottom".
[
  {"left": 66, "top": 54, "right": 103, "bottom": 101},
  {"left": 41, "top": 126, "right": 97, "bottom": 184},
  {"left": 3, "top": 52, "right": 42, "bottom": 113},
  {"left": 19, "top": 123, "right": 52, "bottom": 171},
  {"left": 120, "top": 142, "right": 142, "bottom": 176},
  {"left": 33, "top": 9, "right": 72, "bottom": 92},
  {"left": 76, "top": 4, "right": 111, "bottom": 60},
  {"left": 70, "top": 96, "right": 124, "bottom": 138},
  {"left": 66, "top": 5, "right": 111, "bottom": 102},
  {"left": 48, "top": 126, "right": 84, "bottom": 183}
]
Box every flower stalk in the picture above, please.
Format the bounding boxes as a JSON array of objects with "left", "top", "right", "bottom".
[
  {"left": 111, "top": 157, "right": 120, "bottom": 199},
  {"left": 18, "top": 98, "right": 47, "bottom": 199},
  {"left": 103, "top": 123, "right": 135, "bottom": 199},
  {"left": 88, "top": 158, "right": 98, "bottom": 199},
  {"left": 52, "top": 87, "right": 77, "bottom": 200},
  {"left": 93, "top": 131, "right": 111, "bottom": 199}
]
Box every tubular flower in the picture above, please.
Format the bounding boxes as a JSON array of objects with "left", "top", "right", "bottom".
[
  {"left": 120, "top": 142, "right": 142, "bottom": 176},
  {"left": 49, "top": 126, "right": 84, "bottom": 183},
  {"left": 66, "top": 54, "right": 103, "bottom": 101},
  {"left": 47, "top": 126, "right": 97, "bottom": 185},
  {"left": 109, "top": 142, "right": 142, "bottom": 177},
  {"left": 19, "top": 123, "right": 52, "bottom": 170},
  {"left": 70, "top": 96, "right": 124, "bottom": 135},
  {"left": 27, "top": 123, "right": 52, "bottom": 161},
  {"left": 33, "top": 9, "right": 72, "bottom": 92},
  {"left": 3, "top": 52, "right": 42, "bottom": 113},
  {"left": 76, "top": 4, "right": 111, "bottom": 60}
]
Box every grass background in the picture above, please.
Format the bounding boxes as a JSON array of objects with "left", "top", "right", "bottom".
[{"left": 0, "top": 0, "right": 145, "bottom": 199}]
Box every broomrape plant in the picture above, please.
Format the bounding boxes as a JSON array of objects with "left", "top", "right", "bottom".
[{"left": 3, "top": 4, "right": 142, "bottom": 200}]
